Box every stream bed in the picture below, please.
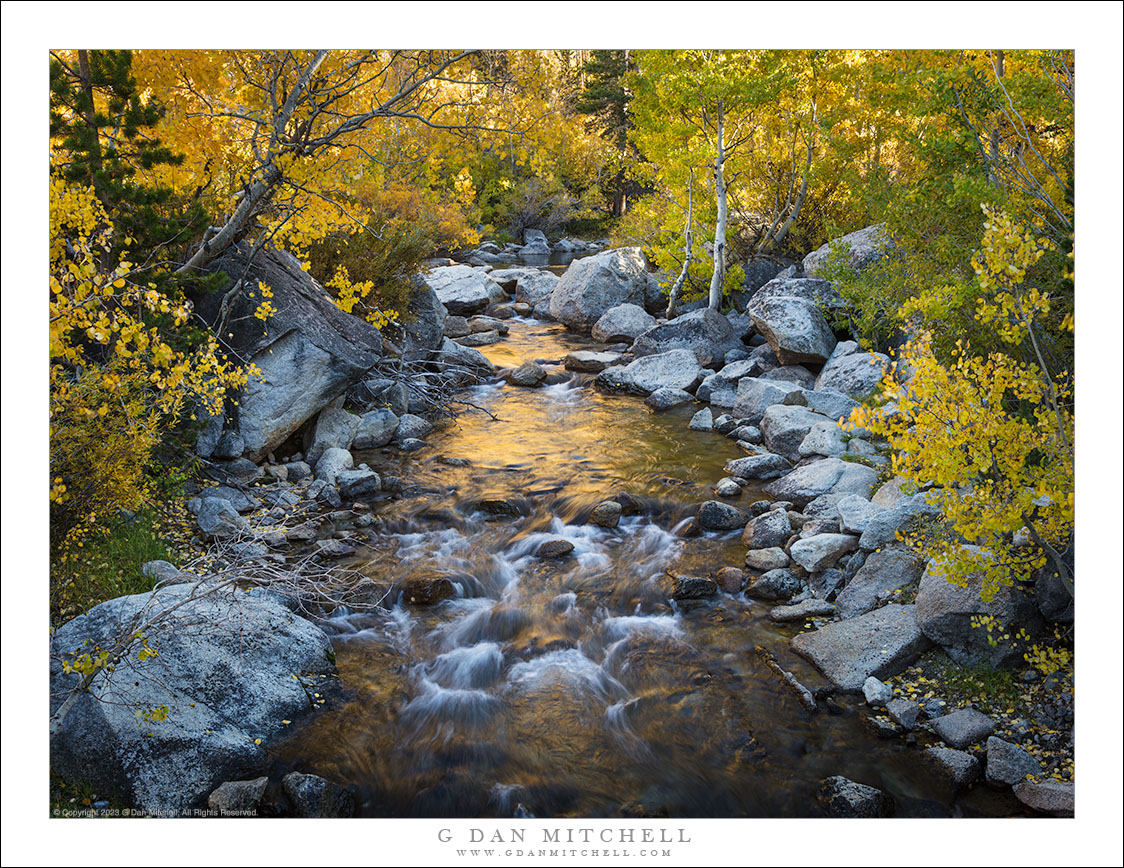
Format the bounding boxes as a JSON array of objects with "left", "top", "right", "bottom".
[{"left": 268, "top": 317, "right": 1018, "bottom": 818}]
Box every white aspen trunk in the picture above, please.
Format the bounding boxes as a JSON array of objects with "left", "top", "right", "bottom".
[
  {"left": 666, "top": 168, "right": 694, "bottom": 318},
  {"left": 708, "top": 99, "right": 727, "bottom": 310},
  {"left": 987, "top": 50, "right": 1005, "bottom": 188}
]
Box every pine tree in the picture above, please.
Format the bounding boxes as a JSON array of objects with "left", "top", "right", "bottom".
[
  {"left": 576, "top": 49, "right": 640, "bottom": 217},
  {"left": 49, "top": 49, "right": 209, "bottom": 261}
]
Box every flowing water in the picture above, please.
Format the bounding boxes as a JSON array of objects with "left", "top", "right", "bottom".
[{"left": 269, "top": 316, "right": 1017, "bottom": 818}]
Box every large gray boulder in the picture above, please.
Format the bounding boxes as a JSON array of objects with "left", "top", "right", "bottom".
[
  {"left": 422, "top": 265, "right": 506, "bottom": 315},
  {"left": 765, "top": 458, "right": 880, "bottom": 509},
  {"left": 549, "top": 247, "right": 659, "bottom": 330},
  {"left": 746, "top": 276, "right": 844, "bottom": 366},
  {"left": 303, "top": 407, "right": 361, "bottom": 467},
  {"left": 791, "top": 604, "right": 930, "bottom": 691},
  {"left": 197, "top": 244, "right": 383, "bottom": 461},
  {"left": 591, "top": 303, "right": 656, "bottom": 343},
  {"left": 815, "top": 345, "right": 891, "bottom": 400},
  {"left": 802, "top": 224, "right": 894, "bottom": 280},
  {"left": 595, "top": 349, "right": 704, "bottom": 396},
  {"left": 513, "top": 270, "right": 559, "bottom": 311},
  {"left": 760, "top": 405, "right": 832, "bottom": 461},
  {"left": 914, "top": 547, "right": 1042, "bottom": 667},
  {"left": 632, "top": 308, "right": 742, "bottom": 367},
  {"left": 731, "top": 377, "right": 803, "bottom": 424},
  {"left": 835, "top": 549, "right": 926, "bottom": 619},
  {"left": 50, "top": 584, "right": 336, "bottom": 813}
]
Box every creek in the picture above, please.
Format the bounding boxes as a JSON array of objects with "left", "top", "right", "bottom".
[{"left": 269, "top": 316, "right": 1016, "bottom": 818}]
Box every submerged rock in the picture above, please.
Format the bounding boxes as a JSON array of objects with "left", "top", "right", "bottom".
[
  {"left": 282, "top": 772, "right": 356, "bottom": 818},
  {"left": 816, "top": 776, "right": 892, "bottom": 818}
]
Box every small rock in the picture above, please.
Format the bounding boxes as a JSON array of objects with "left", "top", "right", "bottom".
[
  {"left": 611, "top": 492, "right": 643, "bottom": 515},
  {"left": 930, "top": 707, "right": 996, "bottom": 749},
  {"left": 924, "top": 747, "right": 981, "bottom": 789},
  {"left": 744, "top": 548, "right": 791, "bottom": 572},
  {"left": 715, "top": 567, "right": 745, "bottom": 594},
  {"left": 336, "top": 469, "right": 381, "bottom": 501},
  {"left": 646, "top": 387, "right": 694, "bottom": 410},
  {"left": 508, "top": 360, "right": 547, "bottom": 387},
  {"left": 688, "top": 407, "right": 714, "bottom": 432},
  {"left": 141, "top": 560, "right": 185, "bottom": 586},
  {"left": 196, "top": 498, "right": 250, "bottom": 538},
  {"left": 316, "top": 538, "right": 356, "bottom": 558},
  {"left": 282, "top": 772, "right": 355, "bottom": 818},
  {"left": 396, "top": 413, "right": 434, "bottom": 440},
  {"left": 741, "top": 509, "right": 792, "bottom": 549},
  {"left": 400, "top": 575, "right": 457, "bottom": 606},
  {"left": 537, "top": 539, "right": 575, "bottom": 559},
  {"left": 286, "top": 460, "right": 312, "bottom": 483},
  {"left": 985, "top": 736, "right": 1043, "bottom": 787},
  {"left": 769, "top": 599, "right": 835, "bottom": 622},
  {"left": 697, "top": 500, "right": 749, "bottom": 531},
  {"left": 590, "top": 501, "right": 623, "bottom": 528},
  {"left": 714, "top": 477, "right": 743, "bottom": 498},
  {"left": 672, "top": 575, "right": 719, "bottom": 600},
  {"left": 1013, "top": 780, "right": 1074, "bottom": 817},
  {"left": 208, "top": 777, "right": 269, "bottom": 814},
  {"left": 745, "top": 567, "right": 801, "bottom": 601},
  {"left": 816, "top": 776, "right": 892, "bottom": 818},
  {"left": 789, "top": 533, "right": 860, "bottom": 572},
  {"left": 886, "top": 698, "right": 922, "bottom": 730},
  {"left": 863, "top": 676, "right": 893, "bottom": 707}
]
